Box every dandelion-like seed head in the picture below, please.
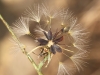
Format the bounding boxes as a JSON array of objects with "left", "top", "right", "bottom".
[{"left": 10, "top": 2, "right": 89, "bottom": 75}]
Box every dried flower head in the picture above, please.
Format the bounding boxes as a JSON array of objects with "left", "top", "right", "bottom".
[{"left": 10, "top": 3, "right": 89, "bottom": 75}]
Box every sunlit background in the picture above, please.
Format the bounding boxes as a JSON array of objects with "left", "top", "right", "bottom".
[{"left": 0, "top": 0, "right": 100, "bottom": 75}]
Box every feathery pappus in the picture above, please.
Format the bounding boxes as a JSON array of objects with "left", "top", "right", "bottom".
[{"left": 10, "top": 2, "right": 89, "bottom": 75}]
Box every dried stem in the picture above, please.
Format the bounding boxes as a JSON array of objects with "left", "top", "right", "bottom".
[{"left": 0, "top": 14, "right": 44, "bottom": 75}]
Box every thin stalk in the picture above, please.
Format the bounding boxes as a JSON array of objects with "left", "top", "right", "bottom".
[
  {"left": 0, "top": 15, "right": 43, "bottom": 75},
  {"left": 58, "top": 45, "right": 74, "bottom": 53},
  {"left": 28, "top": 46, "right": 42, "bottom": 54},
  {"left": 38, "top": 55, "right": 48, "bottom": 70}
]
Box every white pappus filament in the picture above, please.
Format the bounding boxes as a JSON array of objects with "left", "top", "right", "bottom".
[{"left": 11, "top": 17, "right": 30, "bottom": 37}]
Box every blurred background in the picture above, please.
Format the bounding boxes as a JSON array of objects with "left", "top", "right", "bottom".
[{"left": 0, "top": 0, "right": 100, "bottom": 75}]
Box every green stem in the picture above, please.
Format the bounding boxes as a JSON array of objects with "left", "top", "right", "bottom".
[
  {"left": 0, "top": 14, "right": 43, "bottom": 75},
  {"left": 38, "top": 55, "right": 48, "bottom": 70}
]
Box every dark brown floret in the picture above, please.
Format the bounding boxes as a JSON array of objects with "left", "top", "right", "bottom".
[{"left": 37, "top": 29, "right": 63, "bottom": 55}]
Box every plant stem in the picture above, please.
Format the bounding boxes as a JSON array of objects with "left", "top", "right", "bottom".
[
  {"left": 38, "top": 55, "right": 48, "bottom": 70},
  {"left": 0, "top": 14, "right": 43, "bottom": 75}
]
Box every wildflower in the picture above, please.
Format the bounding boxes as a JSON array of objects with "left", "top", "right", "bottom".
[{"left": 6, "top": 3, "right": 89, "bottom": 75}]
